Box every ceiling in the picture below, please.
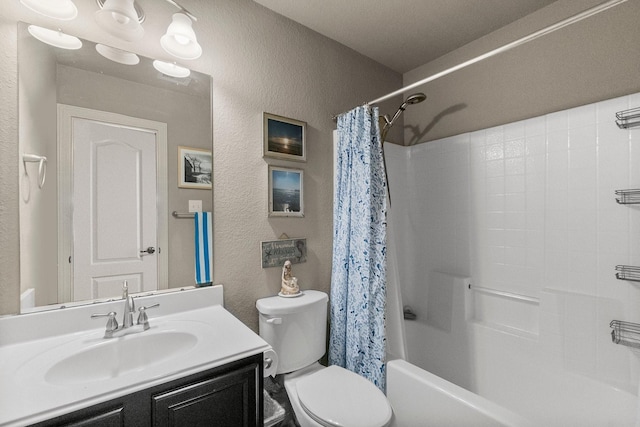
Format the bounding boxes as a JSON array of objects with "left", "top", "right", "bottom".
[{"left": 253, "top": 0, "right": 559, "bottom": 74}]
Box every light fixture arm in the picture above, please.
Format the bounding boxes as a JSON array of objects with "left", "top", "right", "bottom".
[{"left": 164, "top": 0, "right": 197, "bottom": 21}]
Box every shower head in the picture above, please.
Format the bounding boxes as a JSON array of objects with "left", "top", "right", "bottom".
[
  {"left": 385, "top": 92, "right": 427, "bottom": 131},
  {"left": 405, "top": 92, "right": 427, "bottom": 105}
]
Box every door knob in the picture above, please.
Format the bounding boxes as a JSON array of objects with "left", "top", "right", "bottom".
[{"left": 140, "top": 246, "right": 156, "bottom": 255}]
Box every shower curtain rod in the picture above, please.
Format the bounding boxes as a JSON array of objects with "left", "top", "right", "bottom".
[{"left": 332, "top": 0, "right": 627, "bottom": 120}]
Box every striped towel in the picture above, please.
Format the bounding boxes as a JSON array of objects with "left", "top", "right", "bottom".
[{"left": 194, "top": 212, "right": 213, "bottom": 285}]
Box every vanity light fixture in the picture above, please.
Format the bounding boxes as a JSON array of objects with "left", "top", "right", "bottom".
[
  {"left": 19, "top": 0, "right": 78, "bottom": 21},
  {"left": 152, "top": 60, "right": 191, "bottom": 78},
  {"left": 27, "top": 25, "right": 82, "bottom": 50},
  {"left": 161, "top": 13, "right": 202, "bottom": 60},
  {"left": 96, "top": 43, "right": 140, "bottom": 65},
  {"left": 95, "top": 0, "right": 144, "bottom": 42}
]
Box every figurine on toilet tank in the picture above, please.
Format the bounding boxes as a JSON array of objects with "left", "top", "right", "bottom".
[{"left": 279, "top": 260, "right": 301, "bottom": 297}]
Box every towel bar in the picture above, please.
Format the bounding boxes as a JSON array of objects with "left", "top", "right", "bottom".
[
  {"left": 468, "top": 284, "right": 539, "bottom": 304},
  {"left": 172, "top": 211, "right": 195, "bottom": 218}
]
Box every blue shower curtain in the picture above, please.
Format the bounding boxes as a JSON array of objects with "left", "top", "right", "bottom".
[{"left": 329, "top": 105, "right": 388, "bottom": 391}]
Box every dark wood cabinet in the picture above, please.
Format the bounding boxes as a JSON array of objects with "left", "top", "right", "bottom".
[
  {"left": 152, "top": 362, "right": 260, "bottom": 427},
  {"left": 34, "top": 354, "right": 263, "bottom": 427},
  {"left": 65, "top": 407, "right": 125, "bottom": 427}
]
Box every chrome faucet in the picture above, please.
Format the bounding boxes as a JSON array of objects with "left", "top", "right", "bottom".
[
  {"left": 92, "top": 281, "right": 159, "bottom": 338},
  {"left": 122, "top": 281, "right": 135, "bottom": 328}
]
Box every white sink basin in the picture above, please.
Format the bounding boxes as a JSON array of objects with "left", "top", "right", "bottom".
[
  {"left": 45, "top": 330, "right": 198, "bottom": 385},
  {"left": 14, "top": 319, "right": 210, "bottom": 389}
]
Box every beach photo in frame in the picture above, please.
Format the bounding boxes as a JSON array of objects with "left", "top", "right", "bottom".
[
  {"left": 263, "top": 112, "right": 306, "bottom": 162},
  {"left": 268, "top": 166, "right": 304, "bottom": 217},
  {"left": 178, "top": 146, "right": 212, "bottom": 189}
]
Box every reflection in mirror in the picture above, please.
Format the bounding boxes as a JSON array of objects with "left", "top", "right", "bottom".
[{"left": 18, "top": 22, "right": 213, "bottom": 313}]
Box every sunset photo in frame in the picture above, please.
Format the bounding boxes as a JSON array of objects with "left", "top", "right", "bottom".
[
  {"left": 263, "top": 112, "right": 306, "bottom": 162},
  {"left": 268, "top": 166, "right": 304, "bottom": 217},
  {"left": 178, "top": 146, "right": 212, "bottom": 189}
]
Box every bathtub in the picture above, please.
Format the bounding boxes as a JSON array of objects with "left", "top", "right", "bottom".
[
  {"left": 387, "top": 360, "right": 534, "bottom": 427},
  {"left": 397, "top": 271, "right": 639, "bottom": 426}
]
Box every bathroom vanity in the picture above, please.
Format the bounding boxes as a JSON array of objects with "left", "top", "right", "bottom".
[
  {"left": 32, "top": 354, "right": 262, "bottom": 426},
  {"left": 0, "top": 286, "right": 269, "bottom": 426}
]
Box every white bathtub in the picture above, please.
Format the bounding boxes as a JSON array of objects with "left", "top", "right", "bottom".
[
  {"left": 387, "top": 360, "right": 534, "bottom": 427},
  {"left": 397, "top": 271, "right": 639, "bottom": 426}
]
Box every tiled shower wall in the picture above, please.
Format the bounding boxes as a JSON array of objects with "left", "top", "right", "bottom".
[{"left": 390, "top": 92, "right": 640, "bottom": 393}]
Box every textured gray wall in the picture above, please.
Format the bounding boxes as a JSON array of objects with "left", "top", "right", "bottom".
[
  {"left": 403, "top": 0, "right": 640, "bottom": 144},
  {"left": 0, "top": 16, "right": 19, "bottom": 315}
]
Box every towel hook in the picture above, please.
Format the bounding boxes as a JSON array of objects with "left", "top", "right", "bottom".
[{"left": 23, "top": 153, "right": 47, "bottom": 189}]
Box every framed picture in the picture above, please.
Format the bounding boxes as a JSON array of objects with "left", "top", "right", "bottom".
[
  {"left": 268, "top": 166, "right": 304, "bottom": 217},
  {"left": 260, "top": 238, "right": 307, "bottom": 268},
  {"left": 263, "top": 112, "right": 306, "bottom": 162},
  {"left": 178, "top": 146, "right": 212, "bottom": 189}
]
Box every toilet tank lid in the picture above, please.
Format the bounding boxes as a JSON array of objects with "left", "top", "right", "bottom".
[{"left": 256, "top": 290, "right": 328, "bottom": 315}]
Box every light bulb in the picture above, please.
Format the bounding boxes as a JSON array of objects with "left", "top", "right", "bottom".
[
  {"left": 95, "top": 0, "right": 144, "bottom": 42},
  {"left": 111, "top": 11, "right": 131, "bottom": 25},
  {"left": 161, "top": 13, "right": 202, "bottom": 60},
  {"left": 153, "top": 60, "right": 190, "bottom": 78},
  {"left": 174, "top": 34, "right": 190, "bottom": 46},
  {"left": 96, "top": 44, "right": 140, "bottom": 65},
  {"left": 28, "top": 25, "right": 82, "bottom": 50},
  {"left": 20, "top": 0, "right": 77, "bottom": 21}
]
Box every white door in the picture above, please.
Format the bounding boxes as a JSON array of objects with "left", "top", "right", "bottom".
[
  {"left": 58, "top": 105, "right": 168, "bottom": 304},
  {"left": 72, "top": 119, "right": 158, "bottom": 301}
]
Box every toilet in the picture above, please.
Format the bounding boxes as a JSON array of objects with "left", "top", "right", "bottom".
[{"left": 256, "top": 290, "right": 393, "bottom": 427}]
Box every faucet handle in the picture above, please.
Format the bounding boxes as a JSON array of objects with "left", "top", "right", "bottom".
[
  {"left": 91, "top": 311, "right": 119, "bottom": 336},
  {"left": 137, "top": 303, "right": 160, "bottom": 330}
]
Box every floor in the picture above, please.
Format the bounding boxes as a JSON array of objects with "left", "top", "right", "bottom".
[{"left": 264, "top": 375, "right": 300, "bottom": 427}]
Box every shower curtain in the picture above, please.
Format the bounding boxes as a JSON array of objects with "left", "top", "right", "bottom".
[{"left": 329, "top": 105, "right": 388, "bottom": 391}]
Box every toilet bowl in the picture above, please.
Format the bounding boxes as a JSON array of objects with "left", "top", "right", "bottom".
[
  {"left": 256, "top": 290, "right": 393, "bottom": 427},
  {"left": 285, "top": 362, "right": 392, "bottom": 427}
]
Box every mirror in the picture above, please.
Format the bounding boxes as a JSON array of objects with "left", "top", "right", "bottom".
[{"left": 18, "top": 22, "right": 213, "bottom": 312}]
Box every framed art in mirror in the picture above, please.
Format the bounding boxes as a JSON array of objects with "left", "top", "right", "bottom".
[
  {"left": 178, "top": 146, "right": 212, "bottom": 189},
  {"left": 268, "top": 166, "right": 304, "bottom": 217},
  {"left": 263, "top": 112, "right": 306, "bottom": 162}
]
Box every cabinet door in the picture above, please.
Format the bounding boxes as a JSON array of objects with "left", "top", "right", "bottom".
[
  {"left": 152, "top": 362, "right": 261, "bottom": 427},
  {"left": 44, "top": 406, "right": 125, "bottom": 427}
]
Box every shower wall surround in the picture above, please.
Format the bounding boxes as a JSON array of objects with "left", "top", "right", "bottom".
[{"left": 387, "top": 92, "right": 640, "bottom": 415}]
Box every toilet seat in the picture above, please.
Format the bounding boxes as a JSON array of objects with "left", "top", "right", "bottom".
[{"left": 295, "top": 365, "right": 392, "bottom": 427}]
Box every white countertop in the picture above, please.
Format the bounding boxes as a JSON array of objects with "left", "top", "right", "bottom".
[{"left": 0, "top": 286, "right": 270, "bottom": 426}]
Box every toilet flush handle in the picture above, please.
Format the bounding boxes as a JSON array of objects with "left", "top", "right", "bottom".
[{"left": 266, "top": 317, "right": 282, "bottom": 325}]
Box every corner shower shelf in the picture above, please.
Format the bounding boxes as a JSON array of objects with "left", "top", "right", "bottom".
[
  {"left": 615, "top": 189, "right": 640, "bottom": 204},
  {"left": 610, "top": 320, "right": 640, "bottom": 349},
  {"left": 615, "top": 107, "right": 640, "bottom": 129},
  {"left": 615, "top": 265, "right": 640, "bottom": 282}
]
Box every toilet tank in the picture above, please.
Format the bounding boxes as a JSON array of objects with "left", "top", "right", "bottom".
[{"left": 256, "top": 290, "right": 328, "bottom": 374}]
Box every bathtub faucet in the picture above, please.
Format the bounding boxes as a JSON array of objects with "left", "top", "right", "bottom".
[{"left": 403, "top": 305, "right": 417, "bottom": 320}]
